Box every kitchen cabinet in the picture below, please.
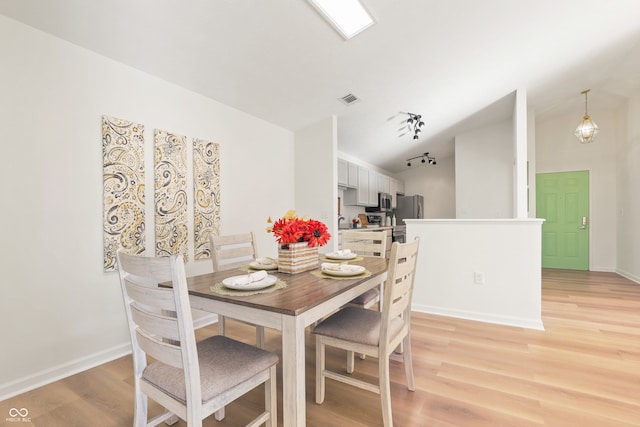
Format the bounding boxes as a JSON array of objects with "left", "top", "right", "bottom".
[
  {"left": 338, "top": 158, "right": 358, "bottom": 189},
  {"left": 338, "top": 158, "right": 348, "bottom": 187},
  {"left": 339, "top": 157, "right": 404, "bottom": 207},
  {"left": 358, "top": 166, "right": 375, "bottom": 206},
  {"left": 348, "top": 162, "right": 358, "bottom": 187},
  {"left": 389, "top": 178, "right": 399, "bottom": 208},
  {"left": 368, "top": 170, "right": 379, "bottom": 206},
  {"left": 378, "top": 174, "right": 390, "bottom": 195}
]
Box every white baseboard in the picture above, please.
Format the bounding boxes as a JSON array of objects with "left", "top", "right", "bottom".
[
  {"left": 1, "top": 313, "right": 219, "bottom": 401},
  {"left": 0, "top": 342, "right": 131, "bottom": 401},
  {"left": 412, "top": 304, "right": 545, "bottom": 331},
  {"left": 616, "top": 269, "right": 640, "bottom": 285}
]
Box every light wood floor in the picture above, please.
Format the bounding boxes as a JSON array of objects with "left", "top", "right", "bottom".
[{"left": 2, "top": 269, "right": 639, "bottom": 426}]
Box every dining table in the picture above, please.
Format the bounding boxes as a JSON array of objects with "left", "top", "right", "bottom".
[{"left": 183, "top": 255, "right": 388, "bottom": 427}]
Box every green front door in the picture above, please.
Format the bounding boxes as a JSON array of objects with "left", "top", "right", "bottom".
[{"left": 536, "top": 171, "right": 590, "bottom": 270}]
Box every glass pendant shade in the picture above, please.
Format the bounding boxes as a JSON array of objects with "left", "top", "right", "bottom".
[
  {"left": 575, "top": 89, "right": 599, "bottom": 143},
  {"left": 574, "top": 115, "right": 599, "bottom": 144}
]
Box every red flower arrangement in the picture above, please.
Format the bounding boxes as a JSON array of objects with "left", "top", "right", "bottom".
[{"left": 268, "top": 210, "right": 331, "bottom": 248}]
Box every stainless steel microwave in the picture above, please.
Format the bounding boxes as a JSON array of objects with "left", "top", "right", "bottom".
[{"left": 365, "top": 192, "right": 393, "bottom": 213}]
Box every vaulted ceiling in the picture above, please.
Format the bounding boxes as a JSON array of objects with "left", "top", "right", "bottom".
[{"left": 2, "top": 0, "right": 640, "bottom": 172}]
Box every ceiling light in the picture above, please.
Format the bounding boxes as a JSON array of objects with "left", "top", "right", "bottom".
[
  {"left": 399, "top": 112, "right": 426, "bottom": 141},
  {"left": 308, "top": 0, "right": 375, "bottom": 40},
  {"left": 406, "top": 152, "right": 436, "bottom": 167},
  {"left": 574, "top": 89, "right": 600, "bottom": 144}
]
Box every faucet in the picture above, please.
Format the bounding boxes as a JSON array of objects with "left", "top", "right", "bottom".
[{"left": 338, "top": 215, "right": 345, "bottom": 228}]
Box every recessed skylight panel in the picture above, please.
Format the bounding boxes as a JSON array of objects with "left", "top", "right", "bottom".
[{"left": 309, "top": 0, "right": 375, "bottom": 40}]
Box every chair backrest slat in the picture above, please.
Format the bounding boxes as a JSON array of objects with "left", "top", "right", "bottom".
[
  {"left": 209, "top": 232, "right": 258, "bottom": 272},
  {"left": 341, "top": 230, "right": 388, "bottom": 258},
  {"left": 381, "top": 239, "right": 419, "bottom": 342},
  {"left": 116, "top": 250, "right": 201, "bottom": 401},
  {"left": 124, "top": 280, "right": 177, "bottom": 312},
  {"left": 130, "top": 304, "right": 181, "bottom": 342},
  {"left": 135, "top": 328, "right": 183, "bottom": 369}
]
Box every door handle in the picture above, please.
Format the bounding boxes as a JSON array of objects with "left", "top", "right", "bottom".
[{"left": 579, "top": 216, "right": 588, "bottom": 229}]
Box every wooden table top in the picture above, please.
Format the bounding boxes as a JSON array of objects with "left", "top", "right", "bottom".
[{"left": 184, "top": 256, "right": 388, "bottom": 317}]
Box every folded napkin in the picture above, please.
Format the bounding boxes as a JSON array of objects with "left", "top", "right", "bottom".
[
  {"left": 255, "top": 257, "right": 277, "bottom": 266},
  {"left": 334, "top": 249, "right": 353, "bottom": 256},
  {"left": 321, "top": 262, "right": 362, "bottom": 273},
  {"left": 230, "top": 270, "right": 268, "bottom": 286}
]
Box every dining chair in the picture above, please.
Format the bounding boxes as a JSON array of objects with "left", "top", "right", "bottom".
[
  {"left": 209, "top": 232, "right": 266, "bottom": 348},
  {"left": 116, "top": 250, "right": 278, "bottom": 427},
  {"left": 312, "top": 238, "right": 419, "bottom": 427},
  {"left": 341, "top": 229, "right": 389, "bottom": 309}
]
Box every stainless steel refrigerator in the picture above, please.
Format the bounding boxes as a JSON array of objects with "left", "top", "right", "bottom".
[{"left": 394, "top": 195, "right": 424, "bottom": 225}]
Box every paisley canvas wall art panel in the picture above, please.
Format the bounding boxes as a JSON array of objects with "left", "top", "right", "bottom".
[
  {"left": 102, "top": 115, "right": 145, "bottom": 272},
  {"left": 154, "top": 129, "right": 188, "bottom": 260},
  {"left": 193, "top": 138, "right": 221, "bottom": 259}
]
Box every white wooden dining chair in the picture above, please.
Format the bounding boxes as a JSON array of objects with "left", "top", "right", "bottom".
[
  {"left": 341, "top": 229, "right": 389, "bottom": 309},
  {"left": 209, "top": 232, "right": 266, "bottom": 348},
  {"left": 312, "top": 239, "right": 419, "bottom": 427},
  {"left": 116, "top": 250, "right": 278, "bottom": 427}
]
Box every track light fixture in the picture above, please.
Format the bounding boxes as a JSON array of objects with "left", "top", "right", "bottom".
[
  {"left": 406, "top": 152, "right": 436, "bottom": 167},
  {"left": 399, "top": 112, "right": 425, "bottom": 140}
]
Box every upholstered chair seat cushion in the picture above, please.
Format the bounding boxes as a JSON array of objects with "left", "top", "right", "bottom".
[
  {"left": 348, "top": 288, "right": 379, "bottom": 307},
  {"left": 313, "top": 306, "right": 403, "bottom": 346},
  {"left": 142, "top": 335, "right": 278, "bottom": 404}
]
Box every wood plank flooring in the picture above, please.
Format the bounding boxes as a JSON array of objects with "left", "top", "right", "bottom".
[{"left": 2, "top": 269, "right": 639, "bottom": 426}]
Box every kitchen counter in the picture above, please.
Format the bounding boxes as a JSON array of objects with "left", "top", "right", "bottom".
[{"left": 338, "top": 225, "right": 394, "bottom": 231}]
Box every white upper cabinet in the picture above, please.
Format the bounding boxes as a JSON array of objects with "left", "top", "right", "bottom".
[
  {"left": 389, "top": 177, "right": 398, "bottom": 208},
  {"left": 378, "top": 174, "right": 390, "bottom": 194},
  {"left": 338, "top": 158, "right": 348, "bottom": 186},
  {"left": 339, "top": 157, "right": 403, "bottom": 207},
  {"left": 357, "top": 166, "right": 373, "bottom": 205},
  {"left": 368, "top": 170, "right": 379, "bottom": 205},
  {"left": 338, "top": 158, "right": 358, "bottom": 188},
  {"left": 348, "top": 162, "right": 358, "bottom": 187}
]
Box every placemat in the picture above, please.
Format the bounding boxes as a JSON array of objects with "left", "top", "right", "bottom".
[
  {"left": 210, "top": 278, "right": 287, "bottom": 296},
  {"left": 310, "top": 269, "right": 372, "bottom": 281}
]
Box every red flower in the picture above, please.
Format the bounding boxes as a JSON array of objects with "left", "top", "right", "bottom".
[
  {"left": 304, "top": 219, "right": 331, "bottom": 247},
  {"left": 269, "top": 213, "right": 331, "bottom": 247},
  {"left": 271, "top": 218, "right": 304, "bottom": 245}
]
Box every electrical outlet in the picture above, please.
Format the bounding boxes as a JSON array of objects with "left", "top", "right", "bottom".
[{"left": 474, "top": 271, "right": 485, "bottom": 285}]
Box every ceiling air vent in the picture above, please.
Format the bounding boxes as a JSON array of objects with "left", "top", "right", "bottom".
[{"left": 339, "top": 93, "right": 360, "bottom": 105}]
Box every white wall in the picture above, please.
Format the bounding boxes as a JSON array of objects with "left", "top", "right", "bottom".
[
  {"left": 455, "top": 120, "right": 514, "bottom": 218},
  {"left": 408, "top": 219, "right": 544, "bottom": 330},
  {"left": 536, "top": 109, "right": 617, "bottom": 272},
  {"left": 616, "top": 92, "right": 640, "bottom": 282},
  {"left": 0, "top": 16, "right": 295, "bottom": 399},
  {"left": 398, "top": 155, "right": 456, "bottom": 218},
  {"left": 294, "top": 116, "right": 338, "bottom": 252}
]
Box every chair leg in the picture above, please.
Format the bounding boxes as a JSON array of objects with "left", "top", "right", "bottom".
[
  {"left": 379, "top": 357, "right": 393, "bottom": 427},
  {"left": 265, "top": 365, "right": 277, "bottom": 427},
  {"left": 403, "top": 334, "right": 415, "bottom": 391},
  {"left": 214, "top": 407, "right": 225, "bottom": 421},
  {"left": 347, "top": 350, "right": 355, "bottom": 374},
  {"left": 164, "top": 414, "right": 179, "bottom": 425},
  {"left": 134, "top": 390, "right": 148, "bottom": 427},
  {"left": 218, "top": 315, "right": 226, "bottom": 336},
  {"left": 316, "top": 336, "right": 326, "bottom": 404},
  {"left": 256, "top": 326, "right": 265, "bottom": 349}
]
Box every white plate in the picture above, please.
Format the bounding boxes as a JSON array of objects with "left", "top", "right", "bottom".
[
  {"left": 325, "top": 252, "right": 358, "bottom": 260},
  {"left": 321, "top": 265, "right": 366, "bottom": 277},
  {"left": 249, "top": 261, "right": 278, "bottom": 270},
  {"left": 222, "top": 274, "right": 278, "bottom": 290}
]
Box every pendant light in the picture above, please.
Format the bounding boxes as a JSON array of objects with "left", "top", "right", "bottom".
[{"left": 574, "top": 89, "right": 599, "bottom": 144}]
